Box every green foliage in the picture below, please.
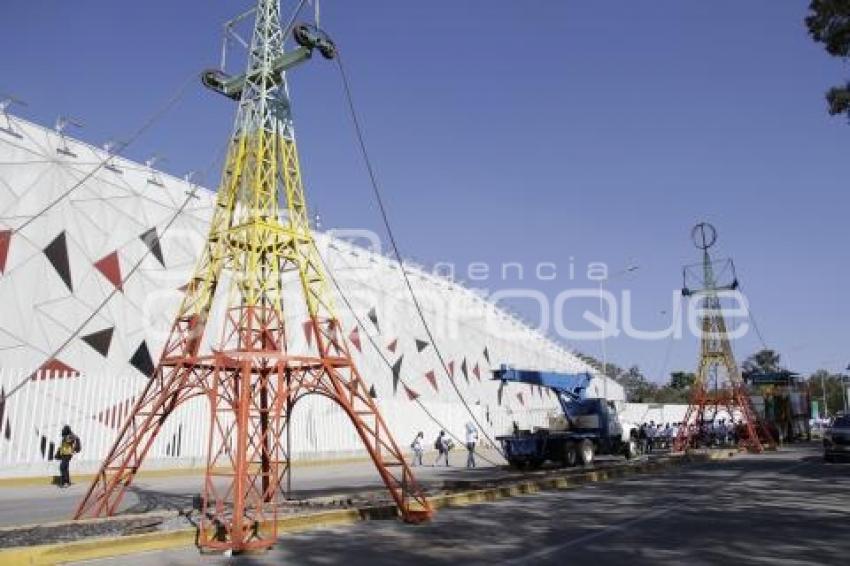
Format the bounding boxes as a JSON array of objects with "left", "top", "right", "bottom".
[
  {"left": 610, "top": 366, "right": 692, "bottom": 404},
  {"left": 742, "top": 349, "right": 783, "bottom": 377},
  {"left": 808, "top": 369, "right": 850, "bottom": 417},
  {"left": 827, "top": 82, "right": 850, "bottom": 116},
  {"left": 806, "top": 0, "right": 850, "bottom": 119},
  {"left": 669, "top": 371, "right": 696, "bottom": 390}
]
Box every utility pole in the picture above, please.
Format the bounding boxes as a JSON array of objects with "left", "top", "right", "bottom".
[
  {"left": 73, "top": 1, "right": 431, "bottom": 552},
  {"left": 844, "top": 365, "right": 850, "bottom": 414}
]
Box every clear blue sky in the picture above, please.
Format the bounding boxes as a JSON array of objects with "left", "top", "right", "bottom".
[{"left": 2, "top": 1, "right": 848, "bottom": 379}]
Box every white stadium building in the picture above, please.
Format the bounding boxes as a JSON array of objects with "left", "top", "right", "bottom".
[{"left": 0, "top": 114, "right": 683, "bottom": 479}]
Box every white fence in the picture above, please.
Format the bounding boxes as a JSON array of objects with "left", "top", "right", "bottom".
[{"left": 0, "top": 368, "right": 554, "bottom": 479}]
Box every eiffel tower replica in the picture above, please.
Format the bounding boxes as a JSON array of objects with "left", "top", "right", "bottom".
[
  {"left": 74, "top": 1, "right": 432, "bottom": 552},
  {"left": 673, "top": 223, "right": 775, "bottom": 453}
]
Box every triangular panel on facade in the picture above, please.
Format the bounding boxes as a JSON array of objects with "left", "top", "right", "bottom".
[
  {"left": 367, "top": 307, "right": 380, "bottom": 333},
  {"left": 391, "top": 355, "right": 403, "bottom": 395},
  {"left": 130, "top": 341, "right": 155, "bottom": 378},
  {"left": 94, "top": 251, "right": 123, "bottom": 292},
  {"left": 44, "top": 231, "right": 73, "bottom": 291},
  {"left": 82, "top": 327, "right": 114, "bottom": 357},
  {"left": 31, "top": 358, "right": 80, "bottom": 380},
  {"left": 348, "top": 326, "right": 361, "bottom": 352},
  {"left": 139, "top": 227, "right": 165, "bottom": 267},
  {"left": 0, "top": 229, "right": 11, "bottom": 274},
  {"left": 425, "top": 370, "right": 438, "bottom": 392}
]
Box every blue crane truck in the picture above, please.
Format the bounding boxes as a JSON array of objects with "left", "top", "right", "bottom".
[{"left": 494, "top": 366, "right": 638, "bottom": 469}]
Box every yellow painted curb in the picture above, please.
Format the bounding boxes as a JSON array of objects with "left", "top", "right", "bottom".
[{"left": 0, "top": 450, "right": 735, "bottom": 565}]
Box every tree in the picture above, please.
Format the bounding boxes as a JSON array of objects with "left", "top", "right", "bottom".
[
  {"left": 669, "top": 371, "right": 696, "bottom": 390},
  {"left": 741, "top": 349, "right": 783, "bottom": 377},
  {"left": 805, "top": 1, "right": 850, "bottom": 119},
  {"left": 809, "top": 369, "right": 850, "bottom": 417},
  {"left": 616, "top": 365, "right": 658, "bottom": 403}
]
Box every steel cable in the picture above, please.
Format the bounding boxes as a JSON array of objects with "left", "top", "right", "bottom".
[
  {"left": 312, "top": 239, "right": 503, "bottom": 466},
  {"left": 334, "top": 53, "right": 505, "bottom": 459}
]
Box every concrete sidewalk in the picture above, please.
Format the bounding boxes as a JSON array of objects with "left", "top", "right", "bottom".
[{"left": 0, "top": 449, "right": 505, "bottom": 528}]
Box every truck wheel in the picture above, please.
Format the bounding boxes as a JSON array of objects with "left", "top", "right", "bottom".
[
  {"left": 579, "top": 439, "right": 595, "bottom": 466},
  {"left": 562, "top": 443, "right": 578, "bottom": 467}
]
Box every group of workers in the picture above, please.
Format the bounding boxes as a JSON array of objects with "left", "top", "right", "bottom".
[{"left": 635, "top": 418, "right": 742, "bottom": 452}]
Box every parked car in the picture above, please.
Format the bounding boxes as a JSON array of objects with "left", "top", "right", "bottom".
[{"left": 823, "top": 415, "right": 850, "bottom": 462}]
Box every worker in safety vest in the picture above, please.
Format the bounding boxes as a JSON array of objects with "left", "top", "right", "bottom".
[{"left": 55, "top": 425, "right": 81, "bottom": 488}]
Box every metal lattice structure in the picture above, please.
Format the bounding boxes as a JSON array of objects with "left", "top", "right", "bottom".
[
  {"left": 74, "top": 0, "right": 431, "bottom": 551},
  {"left": 673, "top": 223, "right": 774, "bottom": 453}
]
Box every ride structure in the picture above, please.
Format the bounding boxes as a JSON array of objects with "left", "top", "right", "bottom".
[
  {"left": 73, "top": 0, "right": 432, "bottom": 552},
  {"left": 673, "top": 223, "right": 775, "bottom": 453}
]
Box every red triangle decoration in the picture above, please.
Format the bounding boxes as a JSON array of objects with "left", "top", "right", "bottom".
[
  {"left": 472, "top": 362, "right": 481, "bottom": 381},
  {"left": 31, "top": 359, "right": 79, "bottom": 380},
  {"left": 0, "top": 229, "right": 11, "bottom": 274},
  {"left": 348, "top": 327, "right": 362, "bottom": 352},
  {"left": 403, "top": 384, "right": 420, "bottom": 401},
  {"left": 94, "top": 251, "right": 123, "bottom": 292},
  {"left": 425, "top": 370, "right": 438, "bottom": 392},
  {"left": 387, "top": 338, "right": 398, "bottom": 353},
  {"left": 303, "top": 320, "right": 314, "bottom": 347},
  {"left": 517, "top": 392, "right": 525, "bottom": 406}
]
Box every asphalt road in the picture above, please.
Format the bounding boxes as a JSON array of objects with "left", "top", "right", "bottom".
[{"left": 77, "top": 443, "right": 850, "bottom": 566}]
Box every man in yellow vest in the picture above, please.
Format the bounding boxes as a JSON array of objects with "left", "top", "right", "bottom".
[{"left": 55, "top": 425, "right": 81, "bottom": 488}]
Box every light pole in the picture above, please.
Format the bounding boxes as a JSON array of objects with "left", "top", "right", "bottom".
[
  {"left": 599, "top": 264, "right": 639, "bottom": 400},
  {"left": 844, "top": 365, "right": 850, "bottom": 414}
]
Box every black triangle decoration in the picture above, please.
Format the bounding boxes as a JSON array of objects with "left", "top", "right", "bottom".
[
  {"left": 369, "top": 384, "right": 378, "bottom": 398},
  {"left": 367, "top": 307, "right": 380, "bottom": 333},
  {"left": 140, "top": 227, "right": 165, "bottom": 267},
  {"left": 483, "top": 346, "right": 491, "bottom": 364},
  {"left": 0, "top": 388, "right": 6, "bottom": 439},
  {"left": 130, "top": 341, "right": 155, "bottom": 378},
  {"left": 44, "top": 231, "right": 73, "bottom": 292},
  {"left": 461, "top": 357, "right": 469, "bottom": 384},
  {"left": 82, "top": 327, "right": 114, "bottom": 358},
  {"left": 391, "top": 355, "right": 403, "bottom": 395},
  {"left": 415, "top": 339, "right": 429, "bottom": 353}
]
